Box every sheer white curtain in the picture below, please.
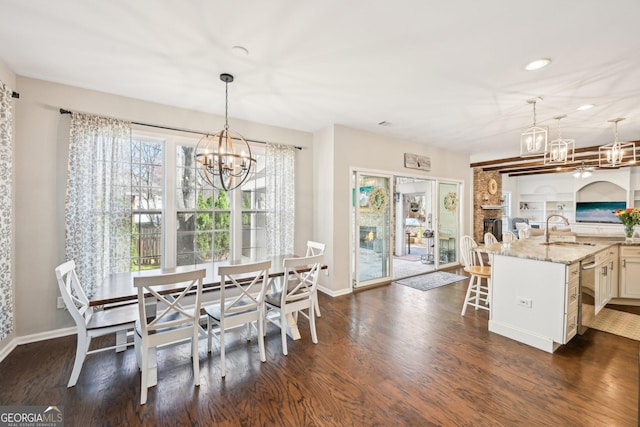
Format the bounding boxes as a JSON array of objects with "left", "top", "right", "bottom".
[
  {"left": 265, "top": 144, "right": 295, "bottom": 256},
  {"left": 65, "top": 113, "right": 132, "bottom": 296},
  {"left": 0, "top": 81, "right": 14, "bottom": 341}
]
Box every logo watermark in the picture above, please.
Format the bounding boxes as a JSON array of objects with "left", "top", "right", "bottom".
[{"left": 0, "top": 406, "right": 63, "bottom": 427}]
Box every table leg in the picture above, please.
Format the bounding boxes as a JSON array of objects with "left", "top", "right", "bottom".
[{"left": 285, "top": 313, "right": 301, "bottom": 340}]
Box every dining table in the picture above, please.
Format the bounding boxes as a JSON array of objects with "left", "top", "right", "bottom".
[
  {"left": 90, "top": 254, "right": 326, "bottom": 387},
  {"left": 90, "top": 254, "right": 327, "bottom": 339}
]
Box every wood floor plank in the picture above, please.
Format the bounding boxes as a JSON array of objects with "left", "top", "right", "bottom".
[{"left": 0, "top": 267, "right": 638, "bottom": 426}]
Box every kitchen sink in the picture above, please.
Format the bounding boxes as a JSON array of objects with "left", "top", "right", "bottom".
[{"left": 540, "top": 241, "right": 596, "bottom": 246}]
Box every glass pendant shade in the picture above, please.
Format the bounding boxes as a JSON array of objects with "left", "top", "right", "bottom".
[
  {"left": 520, "top": 98, "right": 548, "bottom": 156},
  {"left": 599, "top": 118, "right": 636, "bottom": 168},
  {"left": 195, "top": 73, "right": 256, "bottom": 191}
]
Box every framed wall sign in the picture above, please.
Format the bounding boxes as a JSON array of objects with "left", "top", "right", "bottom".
[{"left": 404, "top": 153, "right": 431, "bottom": 171}]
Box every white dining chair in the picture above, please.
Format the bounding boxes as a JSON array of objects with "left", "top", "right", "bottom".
[
  {"left": 306, "top": 241, "right": 325, "bottom": 317},
  {"left": 265, "top": 253, "right": 324, "bottom": 355},
  {"left": 204, "top": 260, "right": 271, "bottom": 378},
  {"left": 133, "top": 268, "right": 206, "bottom": 405},
  {"left": 503, "top": 230, "right": 518, "bottom": 242},
  {"left": 483, "top": 232, "right": 498, "bottom": 245},
  {"left": 54, "top": 260, "right": 137, "bottom": 388},
  {"left": 460, "top": 235, "right": 491, "bottom": 316}
]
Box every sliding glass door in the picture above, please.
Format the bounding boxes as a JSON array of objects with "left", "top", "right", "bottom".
[
  {"left": 352, "top": 171, "right": 392, "bottom": 288},
  {"left": 434, "top": 181, "right": 460, "bottom": 269}
]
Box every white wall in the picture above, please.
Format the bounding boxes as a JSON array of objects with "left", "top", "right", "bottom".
[
  {"left": 0, "top": 59, "right": 16, "bottom": 356},
  {"left": 317, "top": 124, "right": 471, "bottom": 295},
  {"left": 12, "top": 76, "right": 314, "bottom": 338}
]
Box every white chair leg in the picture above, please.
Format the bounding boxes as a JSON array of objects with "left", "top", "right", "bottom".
[
  {"left": 207, "top": 317, "right": 212, "bottom": 353},
  {"left": 281, "top": 311, "right": 288, "bottom": 356},
  {"left": 461, "top": 276, "right": 474, "bottom": 316},
  {"left": 314, "top": 291, "right": 321, "bottom": 317},
  {"left": 68, "top": 334, "right": 90, "bottom": 387},
  {"left": 140, "top": 346, "right": 148, "bottom": 405},
  {"left": 258, "top": 312, "right": 266, "bottom": 362},
  {"left": 220, "top": 323, "right": 226, "bottom": 378},
  {"left": 192, "top": 331, "right": 200, "bottom": 387},
  {"left": 309, "top": 304, "right": 318, "bottom": 344}
]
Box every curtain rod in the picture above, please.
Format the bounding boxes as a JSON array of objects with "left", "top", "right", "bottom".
[{"left": 59, "top": 108, "right": 302, "bottom": 150}]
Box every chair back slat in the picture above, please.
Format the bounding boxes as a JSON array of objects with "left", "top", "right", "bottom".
[
  {"left": 483, "top": 232, "right": 498, "bottom": 245},
  {"left": 55, "top": 260, "right": 92, "bottom": 328},
  {"left": 305, "top": 241, "right": 326, "bottom": 256},
  {"left": 134, "top": 269, "right": 206, "bottom": 336},
  {"left": 460, "top": 235, "right": 483, "bottom": 270},
  {"left": 219, "top": 260, "right": 271, "bottom": 316},
  {"left": 282, "top": 254, "right": 324, "bottom": 305},
  {"left": 503, "top": 230, "right": 518, "bottom": 242}
]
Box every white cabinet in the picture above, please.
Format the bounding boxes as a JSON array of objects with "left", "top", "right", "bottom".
[
  {"left": 489, "top": 255, "right": 574, "bottom": 353},
  {"left": 594, "top": 247, "right": 617, "bottom": 314},
  {"left": 565, "top": 262, "right": 580, "bottom": 342},
  {"left": 619, "top": 246, "right": 640, "bottom": 298}
]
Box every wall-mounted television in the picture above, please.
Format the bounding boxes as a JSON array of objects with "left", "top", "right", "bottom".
[{"left": 575, "top": 201, "right": 626, "bottom": 223}]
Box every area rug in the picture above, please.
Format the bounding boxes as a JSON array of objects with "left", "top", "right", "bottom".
[
  {"left": 583, "top": 305, "right": 640, "bottom": 341},
  {"left": 393, "top": 271, "right": 468, "bottom": 292}
]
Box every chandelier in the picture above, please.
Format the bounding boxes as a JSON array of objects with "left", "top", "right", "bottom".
[
  {"left": 573, "top": 161, "right": 594, "bottom": 178},
  {"left": 195, "top": 73, "right": 256, "bottom": 191},
  {"left": 520, "top": 97, "right": 548, "bottom": 157},
  {"left": 545, "top": 115, "right": 574, "bottom": 165},
  {"left": 599, "top": 118, "right": 636, "bottom": 168}
]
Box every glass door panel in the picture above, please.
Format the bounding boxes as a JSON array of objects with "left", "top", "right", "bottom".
[
  {"left": 435, "top": 181, "right": 460, "bottom": 268},
  {"left": 353, "top": 172, "right": 392, "bottom": 288}
]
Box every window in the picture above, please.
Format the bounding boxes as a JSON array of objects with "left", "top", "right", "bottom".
[
  {"left": 80, "top": 129, "right": 271, "bottom": 273},
  {"left": 241, "top": 154, "right": 267, "bottom": 259},
  {"left": 131, "top": 137, "right": 164, "bottom": 271},
  {"left": 172, "top": 139, "right": 267, "bottom": 267},
  {"left": 175, "top": 144, "right": 232, "bottom": 265}
]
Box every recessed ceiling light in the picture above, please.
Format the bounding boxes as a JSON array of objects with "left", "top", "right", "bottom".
[
  {"left": 525, "top": 58, "right": 551, "bottom": 71},
  {"left": 231, "top": 46, "right": 249, "bottom": 56},
  {"left": 576, "top": 104, "right": 595, "bottom": 111}
]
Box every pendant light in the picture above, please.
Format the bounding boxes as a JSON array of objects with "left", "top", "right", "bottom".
[
  {"left": 520, "top": 97, "right": 548, "bottom": 157},
  {"left": 545, "top": 115, "right": 574, "bottom": 165},
  {"left": 195, "top": 73, "right": 256, "bottom": 191},
  {"left": 598, "top": 118, "right": 636, "bottom": 168}
]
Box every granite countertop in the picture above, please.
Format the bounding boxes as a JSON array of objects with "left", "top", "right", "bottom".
[{"left": 477, "top": 236, "right": 626, "bottom": 264}]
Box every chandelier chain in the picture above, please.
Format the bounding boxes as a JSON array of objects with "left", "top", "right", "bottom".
[{"left": 224, "top": 81, "right": 229, "bottom": 131}]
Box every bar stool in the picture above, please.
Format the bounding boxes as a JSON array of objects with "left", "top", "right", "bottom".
[{"left": 460, "top": 235, "right": 491, "bottom": 316}]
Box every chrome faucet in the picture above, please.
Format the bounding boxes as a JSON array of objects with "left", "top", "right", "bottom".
[{"left": 545, "top": 214, "right": 570, "bottom": 244}]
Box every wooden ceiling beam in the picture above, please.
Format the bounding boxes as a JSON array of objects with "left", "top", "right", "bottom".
[{"left": 470, "top": 140, "right": 640, "bottom": 176}]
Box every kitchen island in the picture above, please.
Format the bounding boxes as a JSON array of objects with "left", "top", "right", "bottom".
[{"left": 479, "top": 236, "right": 620, "bottom": 353}]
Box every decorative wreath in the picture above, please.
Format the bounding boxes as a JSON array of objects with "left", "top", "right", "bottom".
[
  {"left": 368, "top": 187, "right": 389, "bottom": 212},
  {"left": 444, "top": 192, "right": 458, "bottom": 212}
]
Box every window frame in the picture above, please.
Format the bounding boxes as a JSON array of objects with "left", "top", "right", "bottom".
[{"left": 131, "top": 128, "right": 266, "bottom": 270}]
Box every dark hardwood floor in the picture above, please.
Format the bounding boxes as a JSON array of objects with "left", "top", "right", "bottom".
[{"left": 1, "top": 267, "right": 638, "bottom": 426}]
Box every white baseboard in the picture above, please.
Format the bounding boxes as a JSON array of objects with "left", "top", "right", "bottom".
[
  {"left": 0, "top": 326, "right": 77, "bottom": 364},
  {"left": 317, "top": 285, "right": 351, "bottom": 298}
]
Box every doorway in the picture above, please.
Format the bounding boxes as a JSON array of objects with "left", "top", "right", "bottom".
[
  {"left": 352, "top": 170, "right": 462, "bottom": 288},
  {"left": 393, "top": 177, "right": 435, "bottom": 279}
]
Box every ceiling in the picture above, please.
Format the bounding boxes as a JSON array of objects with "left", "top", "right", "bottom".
[{"left": 2, "top": 0, "right": 640, "bottom": 160}]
